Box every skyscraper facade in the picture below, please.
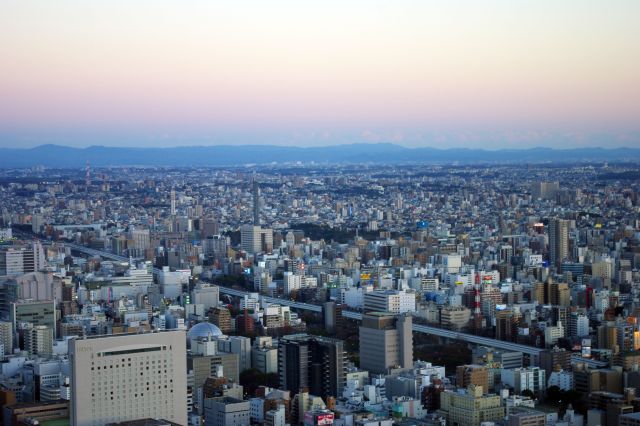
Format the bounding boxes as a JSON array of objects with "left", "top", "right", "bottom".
[
  {"left": 359, "top": 312, "right": 413, "bottom": 374},
  {"left": 70, "top": 330, "right": 187, "bottom": 426},
  {"left": 278, "top": 334, "right": 346, "bottom": 398},
  {"left": 549, "top": 218, "right": 570, "bottom": 271}
]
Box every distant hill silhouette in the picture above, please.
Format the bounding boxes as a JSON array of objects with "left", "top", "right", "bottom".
[{"left": 0, "top": 143, "right": 639, "bottom": 167}]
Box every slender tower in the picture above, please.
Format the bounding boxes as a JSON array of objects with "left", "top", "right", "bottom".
[
  {"left": 252, "top": 178, "right": 260, "bottom": 226},
  {"left": 85, "top": 161, "right": 91, "bottom": 191},
  {"left": 170, "top": 188, "right": 176, "bottom": 216}
]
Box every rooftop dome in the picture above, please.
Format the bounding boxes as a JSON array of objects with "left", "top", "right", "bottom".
[{"left": 187, "top": 322, "right": 223, "bottom": 346}]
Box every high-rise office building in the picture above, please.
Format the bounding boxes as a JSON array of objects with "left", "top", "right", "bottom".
[
  {"left": 549, "top": 218, "right": 570, "bottom": 271},
  {"left": 70, "top": 330, "right": 187, "bottom": 426},
  {"left": 240, "top": 225, "right": 273, "bottom": 254},
  {"left": 10, "top": 300, "right": 56, "bottom": 336},
  {"left": 0, "top": 241, "right": 46, "bottom": 276},
  {"left": 278, "top": 334, "right": 346, "bottom": 398},
  {"left": 359, "top": 312, "right": 412, "bottom": 374}
]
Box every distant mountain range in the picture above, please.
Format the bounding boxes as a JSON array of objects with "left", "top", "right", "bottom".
[{"left": 0, "top": 143, "right": 639, "bottom": 167}]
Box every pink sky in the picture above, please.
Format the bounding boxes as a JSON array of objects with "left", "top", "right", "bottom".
[{"left": 1, "top": 1, "right": 639, "bottom": 148}]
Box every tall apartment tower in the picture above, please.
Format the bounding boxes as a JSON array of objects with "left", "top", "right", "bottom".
[
  {"left": 24, "top": 325, "right": 53, "bottom": 357},
  {"left": 278, "top": 334, "right": 346, "bottom": 398},
  {"left": 0, "top": 321, "right": 13, "bottom": 357},
  {"left": 170, "top": 188, "right": 176, "bottom": 216},
  {"left": 549, "top": 218, "right": 570, "bottom": 271},
  {"left": 359, "top": 312, "right": 413, "bottom": 374},
  {"left": 70, "top": 330, "right": 187, "bottom": 426}
]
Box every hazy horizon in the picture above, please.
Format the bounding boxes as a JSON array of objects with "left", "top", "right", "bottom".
[{"left": 1, "top": 1, "right": 639, "bottom": 149}]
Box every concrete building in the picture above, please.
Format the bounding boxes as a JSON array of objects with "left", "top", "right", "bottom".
[
  {"left": 440, "top": 305, "right": 471, "bottom": 330},
  {"left": 472, "top": 347, "right": 523, "bottom": 370},
  {"left": 508, "top": 410, "right": 547, "bottom": 426},
  {"left": 363, "top": 290, "right": 415, "bottom": 314},
  {"left": 359, "top": 313, "right": 412, "bottom": 374},
  {"left": 501, "top": 367, "right": 546, "bottom": 396},
  {"left": 204, "top": 396, "right": 250, "bottom": 426},
  {"left": 70, "top": 330, "right": 187, "bottom": 426},
  {"left": 283, "top": 272, "right": 302, "bottom": 296},
  {"left": 569, "top": 312, "right": 590, "bottom": 338},
  {"left": 240, "top": 225, "right": 273, "bottom": 254},
  {"left": 24, "top": 325, "right": 53, "bottom": 357},
  {"left": 438, "top": 385, "right": 505, "bottom": 426},
  {"left": 0, "top": 242, "right": 46, "bottom": 276},
  {"left": 209, "top": 307, "right": 233, "bottom": 334},
  {"left": 192, "top": 284, "right": 220, "bottom": 311},
  {"left": 252, "top": 337, "right": 278, "bottom": 374},
  {"left": 278, "top": 334, "right": 346, "bottom": 398},
  {"left": 10, "top": 300, "right": 56, "bottom": 336},
  {"left": 217, "top": 335, "right": 251, "bottom": 372},
  {"left": 456, "top": 365, "right": 489, "bottom": 393},
  {"left": 0, "top": 320, "right": 13, "bottom": 357}
]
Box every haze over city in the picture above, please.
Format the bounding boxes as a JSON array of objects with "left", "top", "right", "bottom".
[{"left": 1, "top": 1, "right": 639, "bottom": 149}]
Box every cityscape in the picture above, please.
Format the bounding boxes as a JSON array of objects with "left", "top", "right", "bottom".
[
  {"left": 0, "top": 161, "right": 639, "bottom": 425},
  {"left": 1, "top": 1, "right": 640, "bottom": 426}
]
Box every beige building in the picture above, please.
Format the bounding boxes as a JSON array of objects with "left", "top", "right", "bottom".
[
  {"left": 70, "top": 330, "right": 187, "bottom": 426},
  {"left": 508, "top": 410, "right": 546, "bottom": 426},
  {"left": 456, "top": 365, "right": 489, "bottom": 393},
  {"left": 439, "top": 385, "right": 504, "bottom": 426},
  {"left": 441, "top": 305, "right": 471, "bottom": 330}
]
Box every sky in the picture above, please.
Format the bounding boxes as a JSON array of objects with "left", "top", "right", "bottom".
[{"left": 1, "top": 1, "right": 639, "bottom": 149}]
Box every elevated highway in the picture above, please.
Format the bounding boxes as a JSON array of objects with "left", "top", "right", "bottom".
[
  {"left": 219, "top": 287, "right": 544, "bottom": 357},
  {"left": 55, "top": 240, "right": 584, "bottom": 362}
]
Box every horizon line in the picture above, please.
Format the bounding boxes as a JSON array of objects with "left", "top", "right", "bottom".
[{"left": 1, "top": 143, "right": 639, "bottom": 152}]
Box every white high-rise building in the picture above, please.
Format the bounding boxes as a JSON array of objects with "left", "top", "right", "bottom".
[
  {"left": 364, "top": 290, "right": 416, "bottom": 314},
  {"left": 501, "top": 367, "right": 546, "bottom": 395},
  {"left": 70, "top": 330, "right": 187, "bottom": 426},
  {"left": 570, "top": 312, "right": 590, "bottom": 338},
  {"left": 283, "top": 272, "right": 302, "bottom": 296}
]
